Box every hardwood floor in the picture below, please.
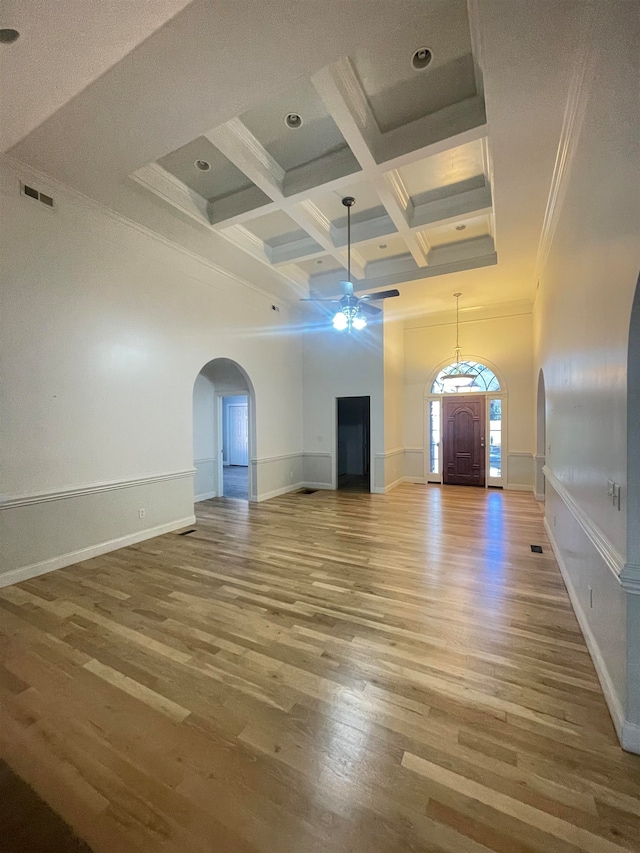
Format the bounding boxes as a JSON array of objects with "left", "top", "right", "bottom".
[
  {"left": 1, "top": 484, "right": 639, "bottom": 853},
  {"left": 222, "top": 465, "right": 248, "bottom": 499}
]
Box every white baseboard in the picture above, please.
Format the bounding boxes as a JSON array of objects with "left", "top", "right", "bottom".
[
  {"left": 534, "top": 492, "right": 546, "bottom": 502},
  {"left": 403, "top": 477, "right": 426, "bottom": 485},
  {"left": 0, "top": 515, "right": 196, "bottom": 590},
  {"left": 622, "top": 720, "right": 640, "bottom": 753},
  {"left": 194, "top": 491, "right": 217, "bottom": 502},
  {"left": 384, "top": 477, "right": 405, "bottom": 493},
  {"left": 505, "top": 483, "right": 534, "bottom": 492},
  {"left": 301, "top": 482, "right": 333, "bottom": 491},
  {"left": 544, "top": 516, "right": 628, "bottom": 748},
  {"left": 256, "top": 483, "right": 305, "bottom": 502}
]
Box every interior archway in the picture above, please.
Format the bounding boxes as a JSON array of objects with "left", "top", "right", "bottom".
[
  {"left": 192, "top": 358, "right": 257, "bottom": 503},
  {"left": 535, "top": 369, "right": 546, "bottom": 501}
]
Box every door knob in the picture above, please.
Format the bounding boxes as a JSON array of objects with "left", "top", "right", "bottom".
[{"left": 480, "top": 437, "right": 485, "bottom": 448}]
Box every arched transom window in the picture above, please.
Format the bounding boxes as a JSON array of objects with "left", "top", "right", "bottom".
[{"left": 431, "top": 361, "right": 500, "bottom": 394}]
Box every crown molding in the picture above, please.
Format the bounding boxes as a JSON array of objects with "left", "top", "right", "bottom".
[
  {"left": 533, "top": 4, "right": 599, "bottom": 287},
  {"left": 1, "top": 156, "right": 298, "bottom": 307},
  {"left": 620, "top": 564, "right": 640, "bottom": 595}
]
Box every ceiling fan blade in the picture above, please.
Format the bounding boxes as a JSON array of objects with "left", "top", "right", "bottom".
[
  {"left": 366, "top": 289, "right": 400, "bottom": 301},
  {"left": 359, "top": 301, "right": 382, "bottom": 316},
  {"left": 340, "top": 280, "right": 354, "bottom": 296},
  {"left": 299, "top": 298, "right": 340, "bottom": 302}
]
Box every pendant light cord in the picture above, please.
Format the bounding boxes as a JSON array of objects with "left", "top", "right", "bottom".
[{"left": 347, "top": 203, "right": 351, "bottom": 284}]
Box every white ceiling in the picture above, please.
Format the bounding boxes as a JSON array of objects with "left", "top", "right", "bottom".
[
  {"left": 0, "top": 0, "right": 194, "bottom": 152},
  {"left": 3, "top": 0, "right": 588, "bottom": 319}
]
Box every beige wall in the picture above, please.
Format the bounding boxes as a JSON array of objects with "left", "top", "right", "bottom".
[{"left": 403, "top": 302, "right": 534, "bottom": 488}]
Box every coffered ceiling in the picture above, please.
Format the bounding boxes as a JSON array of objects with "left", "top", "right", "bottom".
[
  {"left": 132, "top": 0, "right": 495, "bottom": 297},
  {"left": 4, "top": 0, "right": 587, "bottom": 316}
]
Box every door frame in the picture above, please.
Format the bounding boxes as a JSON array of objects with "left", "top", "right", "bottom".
[
  {"left": 424, "top": 391, "right": 507, "bottom": 488},
  {"left": 216, "top": 392, "right": 252, "bottom": 499}
]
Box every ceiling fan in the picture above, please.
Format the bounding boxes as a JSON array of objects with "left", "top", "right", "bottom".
[{"left": 301, "top": 196, "right": 400, "bottom": 331}]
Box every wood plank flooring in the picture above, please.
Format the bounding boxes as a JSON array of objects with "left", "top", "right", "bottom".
[{"left": 1, "top": 484, "right": 639, "bottom": 852}]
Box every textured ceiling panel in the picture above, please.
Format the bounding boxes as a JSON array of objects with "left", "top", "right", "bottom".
[
  {"left": 241, "top": 79, "right": 348, "bottom": 172},
  {"left": 158, "top": 137, "right": 253, "bottom": 201},
  {"left": 350, "top": 0, "right": 475, "bottom": 133}
]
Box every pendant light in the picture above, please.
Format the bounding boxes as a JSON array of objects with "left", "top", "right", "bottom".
[{"left": 446, "top": 293, "right": 475, "bottom": 388}]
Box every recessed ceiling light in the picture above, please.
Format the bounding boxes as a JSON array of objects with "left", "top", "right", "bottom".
[
  {"left": 378, "top": 243, "right": 387, "bottom": 249},
  {"left": 194, "top": 159, "right": 211, "bottom": 172},
  {"left": 411, "top": 47, "right": 432, "bottom": 70},
  {"left": 0, "top": 28, "right": 20, "bottom": 43},
  {"left": 284, "top": 112, "right": 303, "bottom": 129},
  {"left": 456, "top": 224, "right": 467, "bottom": 231},
  {"left": 316, "top": 259, "right": 323, "bottom": 265}
]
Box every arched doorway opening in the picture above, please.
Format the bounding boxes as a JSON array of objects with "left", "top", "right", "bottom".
[
  {"left": 192, "top": 358, "right": 256, "bottom": 503},
  {"left": 623, "top": 272, "right": 640, "bottom": 748},
  {"left": 535, "top": 369, "right": 546, "bottom": 501}
]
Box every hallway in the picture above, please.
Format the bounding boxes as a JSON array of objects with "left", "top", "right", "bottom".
[{"left": 1, "top": 486, "right": 639, "bottom": 852}]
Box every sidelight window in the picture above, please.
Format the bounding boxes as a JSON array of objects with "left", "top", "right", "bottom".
[{"left": 489, "top": 398, "right": 502, "bottom": 478}]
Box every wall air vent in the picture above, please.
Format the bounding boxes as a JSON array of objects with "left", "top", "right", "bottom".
[{"left": 20, "top": 182, "right": 55, "bottom": 209}]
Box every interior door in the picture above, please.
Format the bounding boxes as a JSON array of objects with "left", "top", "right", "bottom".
[
  {"left": 228, "top": 403, "right": 248, "bottom": 466},
  {"left": 443, "top": 396, "right": 485, "bottom": 486}
]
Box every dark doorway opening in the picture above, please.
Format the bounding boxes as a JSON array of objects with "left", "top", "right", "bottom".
[
  {"left": 443, "top": 395, "right": 486, "bottom": 486},
  {"left": 337, "top": 396, "right": 371, "bottom": 492}
]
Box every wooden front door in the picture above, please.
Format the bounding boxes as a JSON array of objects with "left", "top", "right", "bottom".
[{"left": 443, "top": 396, "right": 485, "bottom": 486}]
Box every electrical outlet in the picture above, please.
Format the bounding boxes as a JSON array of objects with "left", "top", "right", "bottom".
[
  {"left": 607, "top": 479, "right": 614, "bottom": 496},
  {"left": 612, "top": 483, "right": 621, "bottom": 510},
  {"left": 138, "top": 508, "right": 146, "bottom": 519},
  {"left": 589, "top": 586, "right": 593, "bottom": 608}
]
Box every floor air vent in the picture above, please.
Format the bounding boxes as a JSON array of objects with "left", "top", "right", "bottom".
[
  {"left": 530, "top": 544, "right": 543, "bottom": 553},
  {"left": 298, "top": 488, "right": 318, "bottom": 495},
  {"left": 178, "top": 529, "right": 196, "bottom": 536}
]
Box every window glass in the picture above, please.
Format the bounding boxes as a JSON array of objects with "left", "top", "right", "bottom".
[
  {"left": 431, "top": 362, "right": 500, "bottom": 394},
  {"left": 429, "top": 400, "right": 440, "bottom": 474},
  {"left": 489, "top": 398, "right": 502, "bottom": 478}
]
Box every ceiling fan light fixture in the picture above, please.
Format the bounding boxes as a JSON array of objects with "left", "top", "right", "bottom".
[
  {"left": 332, "top": 311, "right": 348, "bottom": 331},
  {"left": 352, "top": 313, "right": 367, "bottom": 331}
]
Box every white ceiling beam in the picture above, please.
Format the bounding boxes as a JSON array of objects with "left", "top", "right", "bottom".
[
  {"left": 311, "top": 58, "right": 381, "bottom": 169},
  {"left": 136, "top": 53, "right": 493, "bottom": 294},
  {"left": 131, "top": 163, "right": 210, "bottom": 225},
  {"left": 205, "top": 119, "right": 285, "bottom": 199},
  {"left": 312, "top": 58, "right": 428, "bottom": 268},
  {"left": 376, "top": 171, "right": 429, "bottom": 267},
  {"left": 206, "top": 119, "right": 367, "bottom": 279}
]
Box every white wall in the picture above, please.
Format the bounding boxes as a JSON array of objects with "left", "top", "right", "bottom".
[
  {"left": 192, "top": 372, "right": 217, "bottom": 500},
  {"left": 533, "top": 3, "right": 640, "bottom": 751},
  {"left": 0, "top": 158, "right": 304, "bottom": 582},
  {"left": 383, "top": 319, "right": 405, "bottom": 490},
  {"left": 403, "top": 302, "right": 534, "bottom": 488},
  {"left": 302, "top": 314, "right": 385, "bottom": 492}
]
